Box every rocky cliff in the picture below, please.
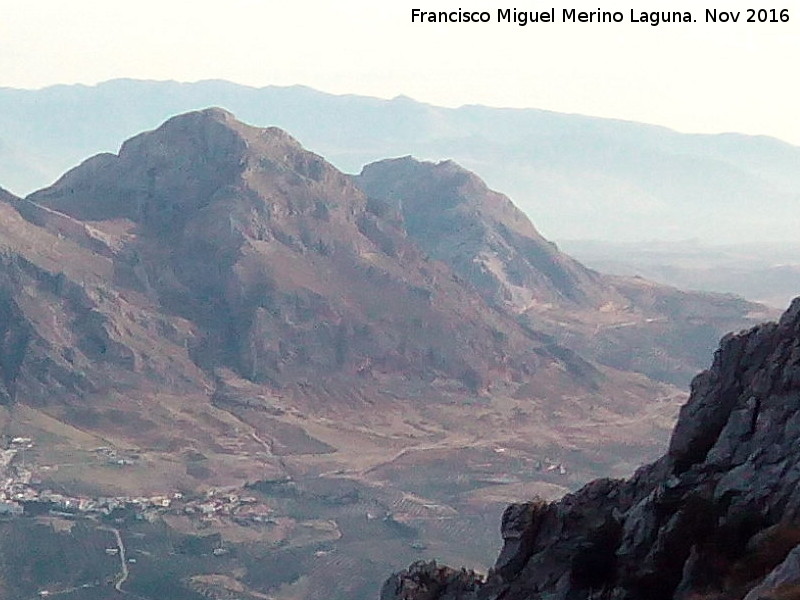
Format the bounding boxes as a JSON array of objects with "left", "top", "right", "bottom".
[{"left": 383, "top": 297, "right": 800, "bottom": 600}]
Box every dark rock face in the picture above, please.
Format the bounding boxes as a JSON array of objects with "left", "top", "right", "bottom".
[{"left": 383, "top": 298, "right": 800, "bottom": 600}]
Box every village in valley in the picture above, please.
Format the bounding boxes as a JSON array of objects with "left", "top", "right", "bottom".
[{"left": 0, "top": 435, "right": 277, "bottom": 525}]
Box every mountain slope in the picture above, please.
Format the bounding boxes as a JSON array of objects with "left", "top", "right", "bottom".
[
  {"left": 383, "top": 297, "right": 800, "bottom": 600},
  {"left": 356, "top": 157, "right": 768, "bottom": 386},
  {"left": 0, "top": 187, "right": 16, "bottom": 204},
  {"left": 0, "top": 186, "right": 191, "bottom": 404}
]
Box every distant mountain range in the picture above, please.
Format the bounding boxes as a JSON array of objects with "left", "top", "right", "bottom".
[
  {"left": 2, "top": 79, "right": 799, "bottom": 244},
  {"left": 0, "top": 109, "right": 772, "bottom": 599}
]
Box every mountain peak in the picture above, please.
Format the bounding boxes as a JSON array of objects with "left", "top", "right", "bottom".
[
  {"left": 359, "top": 156, "right": 487, "bottom": 199},
  {"left": 143, "top": 106, "right": 237, "bottom": 127},
  {"left": 190, "top": 106, "right": 235, "bottom": 121},
  {"left": 27, "top": 109, "right": 332, "bottom": 228},
  {"left": 150, "top": 106, "right": 300, "bottom": 147}
]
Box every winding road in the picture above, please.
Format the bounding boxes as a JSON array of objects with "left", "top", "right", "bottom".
[
  {"left": 98, "top": 525, "right": 148, "bottom": 598},
  {"left": 102, "top": 526, "right": 129, "bottom": 591},
  {"left": 27, "top": 525, "right": 138, "bottom": 599}
]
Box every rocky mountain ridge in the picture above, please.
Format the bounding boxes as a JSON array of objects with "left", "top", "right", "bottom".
[{"left": 383, "top": 298, "right": 800, "bottom": 600}]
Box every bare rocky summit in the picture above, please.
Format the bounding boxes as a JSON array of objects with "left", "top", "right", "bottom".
[{"left": 383, "top": 298, "right": 800, "bottom": 600}]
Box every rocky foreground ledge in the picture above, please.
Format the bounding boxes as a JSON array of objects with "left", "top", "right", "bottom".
[{"left": 382, "top": 298, "right": 800, "bottom": 600}]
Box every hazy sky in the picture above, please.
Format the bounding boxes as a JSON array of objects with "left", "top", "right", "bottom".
[{"left": 2, "top": 0, "right": 799, "bottom": 143}]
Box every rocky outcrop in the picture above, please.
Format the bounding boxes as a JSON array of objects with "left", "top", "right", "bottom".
[
  {"left": 383, "top": 298, "right": 800, "bottom": 600},
  {"left": 381, "top": 562, "right": 484, "bottom": 600}
]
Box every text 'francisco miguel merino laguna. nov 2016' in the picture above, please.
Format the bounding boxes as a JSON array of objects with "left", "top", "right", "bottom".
[{"left": 410, "top": 7, "right": 791, "bottom": 26}]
